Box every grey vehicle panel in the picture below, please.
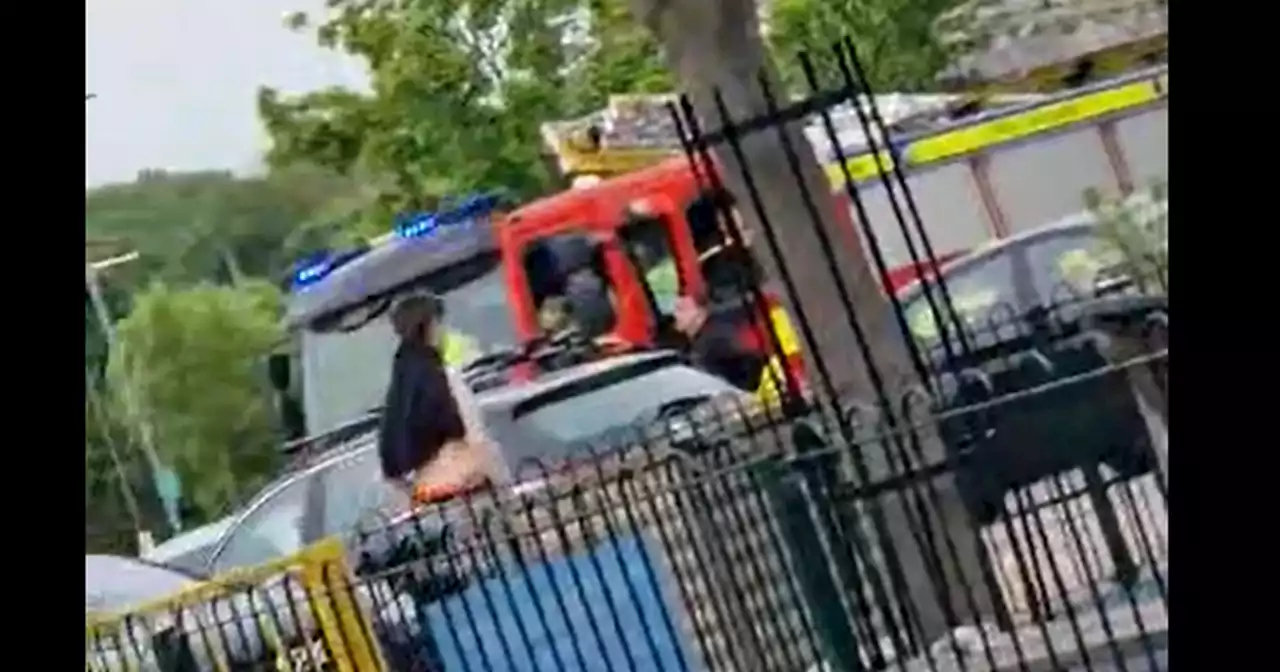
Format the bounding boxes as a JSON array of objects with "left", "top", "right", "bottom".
[{"left": 286, "top": 217, "right": 497, "bottom": 328}]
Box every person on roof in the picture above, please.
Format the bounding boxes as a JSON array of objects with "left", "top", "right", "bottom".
[{"left": 378, "top": 294, "right": 506, "bottom": 502}]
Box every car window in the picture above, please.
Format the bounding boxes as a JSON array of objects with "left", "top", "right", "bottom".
[
  {"left": 143, "top": 518, "right": 233, "bottom": 573},
  {"left": 523, "top": 234, "right": 619, "bottom": 338},
  {"left": 620, "top": 214, "right": 683, "bottom": 317},
  {"left": 211, "top": 476, "right": 313, "bottom": 573},
  {"left": 512, "top": 365, "right": 739, "bottom": 447},
  {"left": 301, "top": 257, "right": 516, "bottom": 437},
  {"left": 1022, "top": 227, "right": 1125, "bottom": 305},
  {"left": 903, "top": 249, "right": 1019, "bottom": 346},
  {"left": 318, "top": 450, "right": 401, "bottom": 538}
]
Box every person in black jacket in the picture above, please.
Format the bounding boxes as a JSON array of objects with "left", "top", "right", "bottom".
[
  {"left": 672, "top": 294, "right": 766, "bottom": 392},
  {"left": 378, "top": 294, "right": 469, "bottom": 495}
]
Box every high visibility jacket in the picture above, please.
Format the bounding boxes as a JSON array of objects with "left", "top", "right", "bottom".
[
  {"left": 753, "top": 304, "right": 803, "bottom": 405},
  {"left": 439, "top": 330, "right": 482, "bottom": 367},
  {"left": 644, "top": 259, "right": 681, "bottom": 312}
]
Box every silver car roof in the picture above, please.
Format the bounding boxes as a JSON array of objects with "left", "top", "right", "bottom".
[{"left": 897, "top": 191, "right": 1166, "bottom": 300}]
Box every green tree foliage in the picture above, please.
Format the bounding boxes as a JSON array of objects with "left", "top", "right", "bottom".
[
  {"left": 576, "top": 0, "right": 674, "bottom": 100},
  {"left": 85, "top": 285, "right": 130, "bottom": 381},
  {"left": 258, "top": 0, "right": 671, "bottom": 233},
  {"left": 86, "top": 391, "right": 138, "bottom": 554},
  {"left": 766, "top": 0, "right": 956, "bottom": 94},
  {"left": 1084, "top": 180, "right": 1168, "bottom": 294},
  {"left": 85, "top": 379, "right": 169, "bottom": 554},
  {"left": 85, "top": 166, "right": 359, "bottom": 286},
  {"left": 85, "top": 164, "right": 356, "bottom": 534},
  {"left": 105, "top": 281, "right": 286, "bottom": 519}
]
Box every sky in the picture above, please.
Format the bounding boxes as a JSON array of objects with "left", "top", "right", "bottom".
[{"left": 86, "top": 0, "right": 369, "bottom": 187}]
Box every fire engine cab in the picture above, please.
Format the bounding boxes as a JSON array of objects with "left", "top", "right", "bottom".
[{"left": 500, "top": 155, "right": 808, "bottom": 401}]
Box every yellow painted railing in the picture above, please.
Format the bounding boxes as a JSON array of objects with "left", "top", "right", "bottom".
[{"left": 86, "top": 537, "right": 386, "bottom": 672}]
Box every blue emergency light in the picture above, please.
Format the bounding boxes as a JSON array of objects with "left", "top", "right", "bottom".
[
  {"left": 290, "top": 191, "right": 505, "bottom": 291},
  {"left": 290, "top": 247, "right": 370, "bottom": 290},
  {"left": 291, "top": 253, "right": 335, "bottom": 289},
  {"left": 395, "top": 191, "right": 504, "bottom": 239},
  {"left": 395, "top": 212, "right": 440, "bottom": 239}
]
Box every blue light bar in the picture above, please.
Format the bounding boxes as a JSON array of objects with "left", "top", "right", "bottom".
[
  {"left": 291, "top": 252, "right": 334, "bottom": 289},
  {"left": 394, "top": 191, "right": 504, "bottom": 240},
  {"left": 289, "top": 246, "right": 371, "bottom": 292},
  {"left": 288, "top": 191, "right": 504, "bottom": 292},
  {"left": 395, "top": 212, "right": 440, "bottom": 239}
]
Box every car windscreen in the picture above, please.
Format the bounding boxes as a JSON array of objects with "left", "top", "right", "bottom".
[
  {"left": 509, "top": 363, "right": 740, "bottom": 448},
  {"left": 1021, "top": 227, "right": 1126, "bottom": 304},
  {"left": 208, "top": 474, "right": 313, "bottom": 573},
  {"left": 900, "top": 245, "right": 1021, "bottom": 352},
  {"left": 301, "top": 256, "right": 518, "bottom": 436}
]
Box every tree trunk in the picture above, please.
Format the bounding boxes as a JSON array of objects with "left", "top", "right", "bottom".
[
  {"left": 632, "top": 0, "right": 911, "bottom": 401},
  {"left": 626, "top": 0, "right": 999, "bottom": 646}
]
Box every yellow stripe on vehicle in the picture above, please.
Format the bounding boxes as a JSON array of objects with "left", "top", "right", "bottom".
[
  {"left": 754, "top": 306, "right": 803, "bottom": 405},
  {"left": 755, "top": 355, "right": 789, "bottom": 406},
  {"left": 767, "top": 305, "right": 802, "bottom": 356},
  {"left": 821, "top": 75, "right": 1165, "bottom": 187},
  {"left": 905, "top": 81, "right": 1161, "bottom": 165},
  {"left": 825, "top": 150, "right": 896, "bottom": 187}
]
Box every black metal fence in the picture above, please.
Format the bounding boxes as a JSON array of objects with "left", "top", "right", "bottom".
[
  {"left": 649, "top": 35, "right": 1166, "bottom": 668},
  {"left": 338, "top": 298, "right": 1167, "bottom": 672}
]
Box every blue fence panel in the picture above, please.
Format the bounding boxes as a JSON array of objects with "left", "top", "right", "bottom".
[{"left": 424, "top": 532, "right": 695, "bottom": 672}]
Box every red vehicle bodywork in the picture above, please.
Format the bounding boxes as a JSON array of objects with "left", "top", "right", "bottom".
[
  {"left": 499, "top": 156, "right": 813, "bottom": 393},
  {"left": 500, "top": 157, "right": 709, "bottom": 346},
  {"left": 885, "top": 251, "right": 968, "bottom": 295},
  {"left": 497, "top": 155, "right": 960, "bottom": 390}
]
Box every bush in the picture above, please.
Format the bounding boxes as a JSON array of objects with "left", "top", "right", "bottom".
[{"left": 1083, "top": 180, "right": 1168, "bottom": 295}]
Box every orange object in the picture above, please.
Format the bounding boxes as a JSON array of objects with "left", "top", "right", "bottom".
[{"left": 411, "top": 482, "right": 467, "bottom": 505}]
